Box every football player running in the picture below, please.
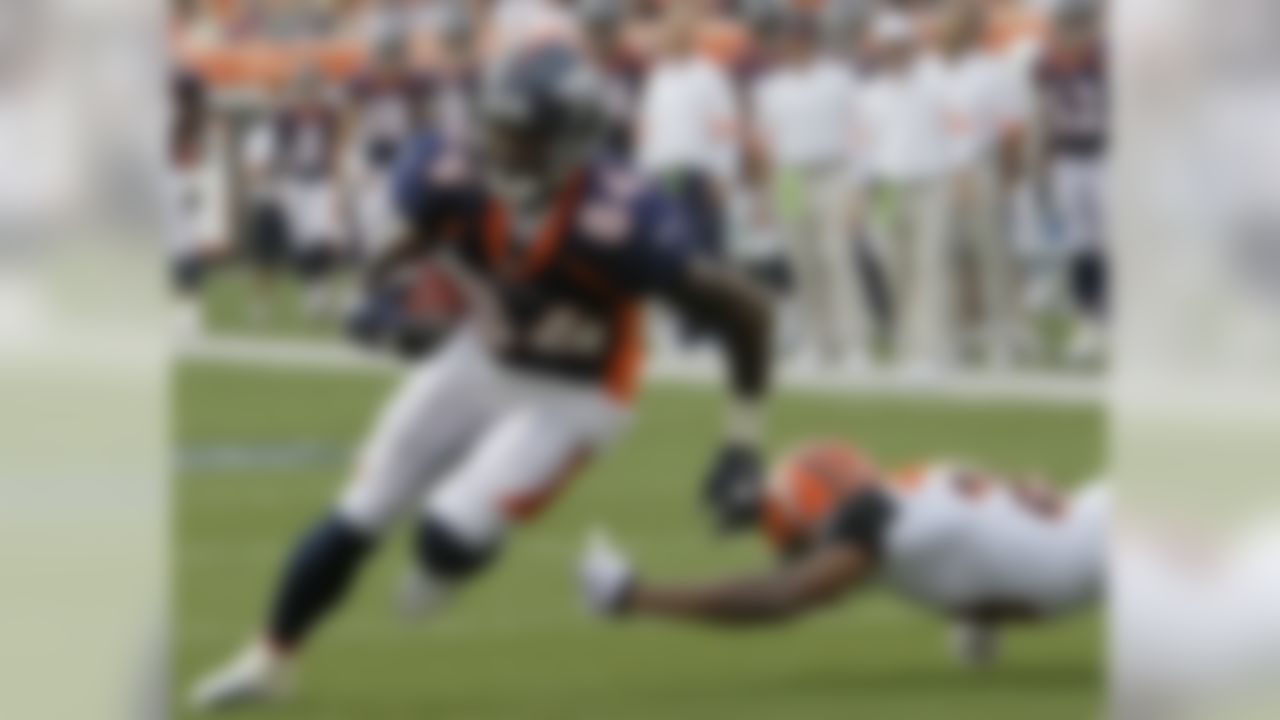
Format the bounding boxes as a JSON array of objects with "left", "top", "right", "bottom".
[
  {"left": 581, "top": 441, "right": 1106, "bottom": 666},
  {"left": 192, "top": 45, "right": 773, "bottom": 710}
]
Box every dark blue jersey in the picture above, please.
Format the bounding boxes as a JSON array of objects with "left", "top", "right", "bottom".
[{"left": 392, "top": 132, "right": 697, "bottom": 399}]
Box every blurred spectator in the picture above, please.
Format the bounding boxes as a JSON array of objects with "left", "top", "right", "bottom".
[
  {"left": 350, "top": 0, "right": 424, "bottom": 46},
  {"left": 486, "top": 0, "right": 583, "bottom": 59},
  {"left": 432, "top": 0, "right": 482, "bottom": 147},
  {"left": 820, "top": 0, "right": 876, "bottom": 72},
  {"left": 344, "top": 32, "right": 433, "bottom": 258},
  {"left": 167, "top": 0, "right": 1114, "bottom": 376},
  {"left": 170, "top": 70, "right": 229, "bottom": 337},
  {"left": 858, "top": 10, "right": 953, "bottom": 375},
  {"left": 239, "top": 97, "right": 291, "bottom": 326},
  {"left": 580, "top": 0, "right": 646, "bottom": 160},
  {"left": 982, "top": 0, "right": 1049, "bottom": 306},
  {"left": 750, "top": 11, "right": 868, "bottom": 367},
  {"left": 637, "top": 3, "right": 740, "bottom": 261},
  {"left": 1036, "top": 0, "right": 1107, "bottom": 365},
  {"left": 935, "top": 0, "right": 1024, "bottom": 367},
  {"left": 273, "top": 66, "right": 348, "bottom": 321},
  {"left": 983, "top": 0, "right": 1048, "bottom": 71}
]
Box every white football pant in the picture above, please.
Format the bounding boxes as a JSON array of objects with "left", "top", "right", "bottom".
[{"left": 338, "top": 331, "right": 630, "bottom": 546}]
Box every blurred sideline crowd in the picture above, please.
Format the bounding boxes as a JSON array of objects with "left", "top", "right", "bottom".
[{"left": 170, "top": 0, "right": 1108, "bottom": 376}]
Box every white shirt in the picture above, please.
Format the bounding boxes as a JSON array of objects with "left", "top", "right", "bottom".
[
  {"left": 489, "top": 0, "right": 582, "bottom": 59},
  {"left": 638, "top": 55, "right": 740, "bottom": 183},
  {"left": 752, "top": 58, "right": 859, "bottom": 169},
  {"left": 936, "top": 51, "right": 1020, "bottom": 170},
  {"left": 991, "top": 35, "right": 1044, "bottom": 131},
  {"left": 858, "top": 57, "right": 951, "bottom": 182}
]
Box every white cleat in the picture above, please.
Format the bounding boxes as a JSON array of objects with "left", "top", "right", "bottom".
[
  {"left": 190, "top": 641, "right": 292, "bottom": 712},
  {"left": 949, "top": 620, "right": 1001, "bottom": 669},
  {"left": 395, "top": 565, "right": 454, "bottom": 620}
]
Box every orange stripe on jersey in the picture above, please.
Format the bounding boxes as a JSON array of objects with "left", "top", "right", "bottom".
[
  {"left": 481, "top": 171, "right": 587, "bottom": 280},
  {"left": 604, "top": 302, "right": 645, "bottom": 403},
  {"left": 524, "top": 171, "right": 585, "bottom": 277},
  {"left": 482, "top": 200, "right": 509, "bottom": 270}
]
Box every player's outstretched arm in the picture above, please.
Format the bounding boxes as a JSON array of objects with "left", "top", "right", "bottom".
[
  {"left": 626, "top": 546, "right": 871, "bottom": 625},
  {"left": 581, "top": 532, "right": 873, "bottom": 626},
  {"left": 662, "top": 260, "right": 775, "bottom": 531}
]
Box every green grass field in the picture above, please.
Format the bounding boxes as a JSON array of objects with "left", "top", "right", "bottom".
[{"left": 176, "top": 360, "right": 1102, "bottom": 719}]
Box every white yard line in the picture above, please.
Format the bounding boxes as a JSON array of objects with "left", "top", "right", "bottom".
[{"left": 178, "top": 334, "right": 1103, "bottom": 406}]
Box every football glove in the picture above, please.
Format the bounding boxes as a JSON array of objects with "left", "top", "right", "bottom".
[
  {"left": 578, "top": 529, "right": 634, "bottom": 617},
  {"left": 702, "top": 443, "right": 766, "bottom": 534},
  {"left": 345, "top": 283, "right": 448, "bottom": 360},
  {"left": 344, "top": 284, "right": 405, "bottom": 348}
]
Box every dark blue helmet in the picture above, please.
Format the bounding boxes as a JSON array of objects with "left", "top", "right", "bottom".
[{"left": 479, "top": 44, "right": 608, "bottom": 203}]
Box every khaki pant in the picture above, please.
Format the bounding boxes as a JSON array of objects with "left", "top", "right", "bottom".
[
  {"left": 873, "top": 177, "right": 952, "bottom": 371},
  {"left": 950, "top": 159, "right": 1019, "bottom": 362},
  {"left": 772, "top": 164, "right": 867, "bottom": 361}
]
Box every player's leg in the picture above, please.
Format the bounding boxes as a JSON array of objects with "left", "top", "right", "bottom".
[
  {"left": 275, "top": 335, "right": 501, "bottom": 644},
  {"left": 191, "top": 335, "right": 500, "bottom": 710},
  {"left": 401, "top": 394, "right": 627, "bottom": 615}
]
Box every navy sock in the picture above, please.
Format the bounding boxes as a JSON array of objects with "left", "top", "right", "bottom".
[
  {"left": 1071, "top": 249, "right": 1108, "bottom": 319},
  {"left": 267, "top": 514, "right": 375, "bottom": 650}
]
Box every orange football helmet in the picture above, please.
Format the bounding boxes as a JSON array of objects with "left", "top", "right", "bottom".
[{"left": 760, "top": 441, "right": 880, "bottom": 552}]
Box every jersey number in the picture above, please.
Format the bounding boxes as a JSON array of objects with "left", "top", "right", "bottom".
[{"left": 482, "top": 303, "right": 609, "bottom": 360}]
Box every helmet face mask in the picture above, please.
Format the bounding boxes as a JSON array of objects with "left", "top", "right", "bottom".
[{"left": 479, "top": 45, "right": 607, "bottom": 209}]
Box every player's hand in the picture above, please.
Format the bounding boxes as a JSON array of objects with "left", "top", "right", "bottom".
[
  {"left": 703, "top": 443, "right": 765, "bottom": 534},
  {"left": 345, "top": 284, "right": 448, "bottom": 360},
  {"left": 578, "top": 529, "right": 635, "bottom": 617}
]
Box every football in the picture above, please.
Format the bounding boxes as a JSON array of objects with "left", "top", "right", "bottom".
[{"left": 405, "top": 259, "right": 470, "bottom": 324}]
